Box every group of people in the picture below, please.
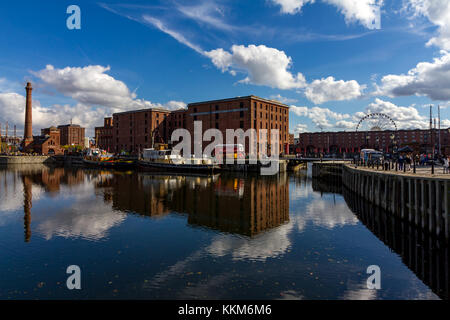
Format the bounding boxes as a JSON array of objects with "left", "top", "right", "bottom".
[
  {"left": 385, "top": 152, "right": 450, "bottom": 173},
  {"left": 398, "top": 154, "right": 413, "bottom": 171}
]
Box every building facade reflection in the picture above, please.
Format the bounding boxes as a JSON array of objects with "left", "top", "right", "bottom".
[{"left": 96, "top": 172, "right": 290, "bottom": 236}]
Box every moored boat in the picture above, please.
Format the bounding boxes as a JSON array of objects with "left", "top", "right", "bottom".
[{"left": 138, "top": 148, "right": 219, "bottom": 174}]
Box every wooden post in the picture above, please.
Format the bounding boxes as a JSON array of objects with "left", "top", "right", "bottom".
[{"left": 436, "top": 180, "right": 442, "bottom": 236}]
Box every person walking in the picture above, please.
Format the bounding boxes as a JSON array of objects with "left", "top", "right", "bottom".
[{"left": 444, "top": 156, "right": 449, "bottom": 174}]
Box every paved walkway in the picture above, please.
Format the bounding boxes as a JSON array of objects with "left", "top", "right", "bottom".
[{"left": 348, "top": 164, "right": 450, "bottom": 179}]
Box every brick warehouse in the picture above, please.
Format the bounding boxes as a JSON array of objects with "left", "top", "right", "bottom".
[
  {"left": 99, "top": 95, "right": 290, "bottom": 155},
  {"left": 186, "top": 96, "right": 290, "bottom": 155},
  {"left": 112, "top": 108, "right": 172, "bottom": 153},
  {"left": 95, "top": 117, "right": 114, "bottom": 152},
  {"left": 58, "top": 124, "right": 85, "bottom": 146},
  {"left": 297, "top": 128, "right": 450, "bottom": 156}
]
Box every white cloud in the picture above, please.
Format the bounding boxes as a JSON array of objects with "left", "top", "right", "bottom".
[
  {"left": 272, "top": 0, "right": 383, "bottom": 29},
  {"left": 294, "top": 123, "right": 309, "bottom": 134},
  {"left": 323, "top": 0, "right": 383, "bottom": 30},
  {"left": 205, "top": 44, "right": 307, "bottom": 90},
  {"left": 1, "top": 67, "right": 187, "bottom": 136},
  {"left": 335, "top": 120, "right": 357, "bottom": 129},
  {"left": 272, "top": 0, "right": 315, "bottom": 14},
  {"left": 32, "top": 65, "right": 153, "bottom": 110},
  {"left": 305, "top": 76, "right": 366, "bottom": 104},
  {"left": 158, "top": 101, "right": 187, "bottom": 110},
  {"left": 364, "top": 98, "right": 430, "bottom": 129},
  {"left": 269, "top": 94, "right": 299, "bottom": 104},
  {"left": 206, "top": 45, "right": 364, "bottom": 104},
  {"left": 142, "top": 15, "right": 205, "bottom": 55},
  {"left": 0, "top": 92, "right": 111, "bottom": 136},
  {"left": 176, "top": 1, "right": 234, "bottom": 32},
  {"left": 290, "top": 105, "right": 351, "bottom": 129},
  {"left": 405, "top": 0, "right": 450, "bottom": 50},
  {"left": 375, "top": 51, "right": 450, "bottom": 101}
]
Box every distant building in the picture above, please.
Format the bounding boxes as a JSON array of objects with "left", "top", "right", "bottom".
[
  {"left": 29, "top": 127, "right": 64, "bottom": 155},
  {"left": 112, "top": 108, "right": 171, "bottom": 154},
  {"left": 58, "top": 124, "right": 85, "bottom": 146},
  {"left": 298, "top": 128, "right": 450, "bottom": 156},
  {"left": 95, "top": 117, "right": 113, "bottom": 152}
]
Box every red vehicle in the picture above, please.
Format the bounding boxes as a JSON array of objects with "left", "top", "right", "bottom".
[{"left": 214, "top": 144, "right": 245, "bottom": 161}]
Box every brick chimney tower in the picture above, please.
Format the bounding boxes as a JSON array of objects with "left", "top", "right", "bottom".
[{"left": 23, "top": 82, "right": 33, "bottom": 148}]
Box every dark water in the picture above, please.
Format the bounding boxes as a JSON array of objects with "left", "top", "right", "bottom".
[{"left": 0, "top": 165, "right": 447, "bottom": 300}]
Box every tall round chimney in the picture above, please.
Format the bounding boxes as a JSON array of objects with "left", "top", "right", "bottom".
[{"left": 23, "top": 82, "right": 33, "bottom": 148}]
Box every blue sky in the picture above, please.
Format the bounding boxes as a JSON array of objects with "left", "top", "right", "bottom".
[{"left": 0, "top": 0, "right": 449, "bottom": 136}]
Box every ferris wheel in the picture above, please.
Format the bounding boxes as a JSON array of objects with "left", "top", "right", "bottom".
[{"left": 356, "top": 113, "right": 397, "bottom": 132}]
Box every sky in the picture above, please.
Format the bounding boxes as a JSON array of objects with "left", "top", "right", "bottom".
[{"left": 0, "top": 0, "right": 450, "bottom": 137}]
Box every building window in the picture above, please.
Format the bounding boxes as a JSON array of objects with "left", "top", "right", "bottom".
[
  {"left": 194, "top": 116, "right": 197, "bottom": 121},
  {"left": 240, "top": 102, "right": 244, "bottom": 108},
  {"left": 215, "top": 122, "right": 219, "bottom": 129},
  {"left": 240, "top": 111, "right": 244, "bottom": 117},
  {"left": 240, "top": 121, "right": 244, "bottom": 129},
  {"left": 215, "top": 105, "right": 219, "bottom": 110},
  {"left": 215, "top": 113, "right": 219, "bottom": 120}
]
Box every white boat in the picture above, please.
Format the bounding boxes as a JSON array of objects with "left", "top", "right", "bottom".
[{"left": 138, "top": 149, "right": 219, "bottom": 173}]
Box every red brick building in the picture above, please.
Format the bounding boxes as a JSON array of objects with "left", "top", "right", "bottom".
[
  {"left": 186, "top": 96, "right": 290, "bottom": 155},
  {"left": 112, "top": 108, "right": 171, "bottom": 153},
  {"left": 29, "top": 127, "right": 64, "bottom": 155},
  {"left": 58, "top": 124, "right": 85, "bottom": 146},
  {"left": 297, "top": 128, "right": 450, "bottom": 156},
  {"left": 103, "top": 95, "right": 290, "bottom": 155},
  {"left": 95, "top": 117, "right": 114, "bottom": 152}
]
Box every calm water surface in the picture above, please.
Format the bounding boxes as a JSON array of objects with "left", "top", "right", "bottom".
[{"left": 0, "top": 165, "right": 446, "bottom": 300}]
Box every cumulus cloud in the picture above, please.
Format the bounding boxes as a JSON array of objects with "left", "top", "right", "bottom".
[
  {"left": 405, "top": 0, "right": 450, "bottom": 50},
  {"left": 206, "top": 45, "right": 364, "bottom": 104},
  {"left": 290, "top": 105, "right": 351, "bottom": 129},
  {"left": 375, "top": 51, "right": 450, "bottom": 101},
  {"left": 360, "top": 98, "right": 430, "bottom": 129},
  {"left": 0, "top": 92, "right": 111, "bottom": 136},
  {"left": 205, "top": 44, "right": 308, "bottom": 89},
  {"left": 305, "top": 76, "right": 366, "bottom": 104},
  {"left": 32, "top": 65, "right": 154, "bottom": 110},
  {"left": 289, "top": 98, "right": 446, "bottom": 131},
  {"left": 272, "top": 0, "right": 383, "bottom": 29},
  {"left": 0, "top": 67, "right": 187, "bottom": 136},
  {"left": 323, "top": 0, "right": 383, "bottom": 30},
  {"left": 294, "top": 123, "right": 309, "bottom": 134}
]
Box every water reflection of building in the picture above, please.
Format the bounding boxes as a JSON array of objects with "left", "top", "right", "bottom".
[
  {"left": 7, "top": 167, "right": 87, "bottom": 242},
  {"left": 184, "top": 175, "right": 290, "bottom": 236},
  {"left": 343, "top": 187, "right": 449, "bottom": 300},
  {"left": 97, "top": 173, "right": 290, "bottom": 237}
]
